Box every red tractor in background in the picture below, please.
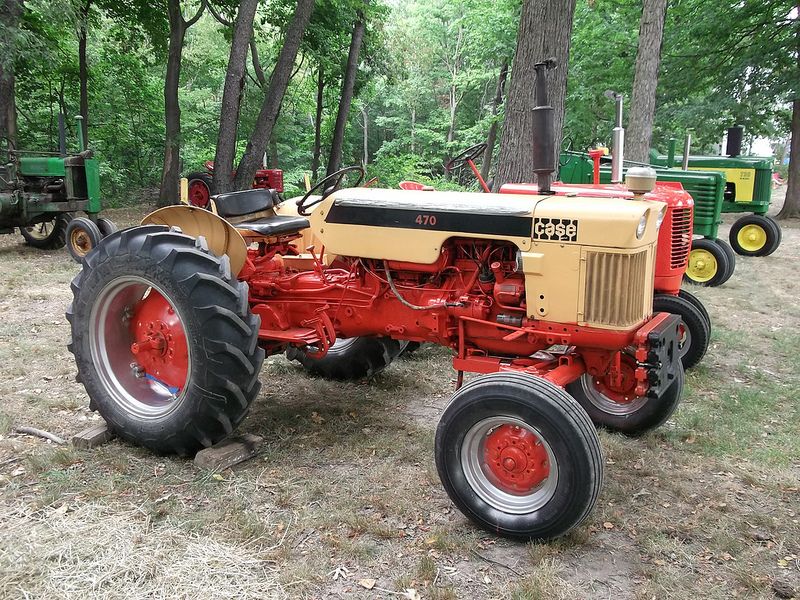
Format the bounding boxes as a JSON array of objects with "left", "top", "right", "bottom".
[
  {"left": 445, "top": 88, "right": 710, "bottom": 371},
  {"left": 185, "top": 160, "right": 284, "bottom": 209}
]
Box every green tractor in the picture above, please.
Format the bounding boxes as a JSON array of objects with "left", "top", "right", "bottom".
[
  {"left": 559, "top": 151, "right": 735, "bottom": 287},
  {"left": 0, "top": 116, "right": 116, "bottom": 261},
  {"left": 651, "top": 127, "right": 781, "bottom": 259}
]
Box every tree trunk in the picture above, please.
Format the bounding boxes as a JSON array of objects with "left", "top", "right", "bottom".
[
  {"left": 360, "top": 105, "right": 368, "bottom": 165},
  {"left": 494, "top": 0, "right": 577, "bottom": 190},
  {"left": 626, "top": 0, "right": 668, "bottom": 163},
  {"left": 0, "top": 0, "right": 21, "bottom": 148},
  {"left": 234, "top": 0, "right": 315, "bottom": 190},
  {"left": 158, "top": 1, "right": 205, "bottom": 207},
  {"left": 78, "top": 0, "right": 91, "bottom": 145},
  {"left": 326, "top": 4, "right": 367, "bottom": 176},
  {"left": 311, "top": 65, "right": 324, "bottom": 180},
  {"left": 480, "top": 60, "right": 509, "bottom": 183},
  {"left": 777, "top": 2, "right": 799, "bottom": 220},
  {"left": 212, "top": 0, "right": 259, "bottom": 194}
]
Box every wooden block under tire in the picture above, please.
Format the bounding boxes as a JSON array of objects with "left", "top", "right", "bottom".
[
  {"left": 194, "top": 434, "right": 263, "bottom": 471},
  {"left": 72, "top": 422, "right": 115, "bottom": 449}
]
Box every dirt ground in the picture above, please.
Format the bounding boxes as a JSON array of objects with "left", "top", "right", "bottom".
[{"left": 0, "top": 191, "right": 798, "bottom": 600}]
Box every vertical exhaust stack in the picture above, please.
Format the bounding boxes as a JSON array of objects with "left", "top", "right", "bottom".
[
  {"left": 682, "top": 132, "right": 692, "bottom": 171},
  {"left": 532, "top": 59, "right": 557, "bottom": 194},
  {"left": 726, "top": 125, "right": 744, "bottom": 157},
  {"left": 604, "top": 91, "right": 625, "bottom": 183}
]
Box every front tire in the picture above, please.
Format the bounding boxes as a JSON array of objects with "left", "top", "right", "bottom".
[
  {"left": 729, "top": 215, "right": 781, "bottom": 257},
  {"left": 653, "top": 293, "right": 710, "bottom": 369},
  {"left": 567, "top": 357, "right": 685, "bottom": 435},
  {"left": 684, "top": 238, "right": 730, "bottom": 287},
  {"left": 186, "top": 172, "right": 213, "bottom": 209},
  {"left": 286, "top": 336, "right": 404, "bottom": 380},
  {"left": 66, "top": 217, "right": 103, "bottom": 263},
  {"left": 67, "top": 226, "right": 264, "bottom": 455},
  {"left": 435, "top": 373, "right": 603, "bottom": 540}
]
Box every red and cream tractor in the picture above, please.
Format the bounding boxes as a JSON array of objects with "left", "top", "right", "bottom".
[
  {"left": 449, "top": 85, "right": 710, "bottom": 371},
  {"left": 184, "top": 160, "right": 284, "bottom": 209},
  {"left": 68, "top": 69, "right": 683, "bottom": 542}
]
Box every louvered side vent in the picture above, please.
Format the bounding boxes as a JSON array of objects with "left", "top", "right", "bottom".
[
  {"left": 584, "top": 249, "right": 650, "bottom": 328},
  {"left": 670, "top": 207, "right": 692, "bottom": 269}
]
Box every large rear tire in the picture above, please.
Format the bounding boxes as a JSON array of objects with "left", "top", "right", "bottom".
[
  {"left": 567, "top": 358, "right": 685, "bottom": 436},
  {"left": 186, "top": 172, "right": 213, "bottom": 209},
  {"left": 67, "top": 226, "right": 264, "bottom": 455},
  {"left": 20, "top": 213, "right": 72, "bottom": 249},
  {"left": 435, "top": 372, "right": 603, "bottom": 540},
  {"left": 653, "top": 293, "right": 710, "bottom": 370},
  {"left": 286, "top": 336, "right": 404, "bottom": 380}
]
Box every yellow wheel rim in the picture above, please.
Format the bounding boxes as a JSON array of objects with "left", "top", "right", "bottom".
[
  {"left": 686, "top": 249, "right": 718, "bottom": 283},
  {"left": 737, "top": 224, "right": 768, "bottom": 252}
]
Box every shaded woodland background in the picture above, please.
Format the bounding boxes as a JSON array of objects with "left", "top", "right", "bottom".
[{"left": 0, "top": 0, "right": 797, "bottom": 214}]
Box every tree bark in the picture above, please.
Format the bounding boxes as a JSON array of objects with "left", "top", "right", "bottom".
[
  {"left": 777, "top": 1, "right": 799, "bottom": 220},
  {"left": 326, "top": 4, "right": 367, "bottom": 176},
  {"left": 494, "top": 0, "right": 577, "bottom": 190},
  {"left": 78, "top": 0, "right": 91, "bottom": 145},
  {"left": 234, "top": 0, "right": 315, "bottom": 190},
  {"left": 158, "top": 0, "right": 205, "bottom": 207},
  {"left": 626, "top": 0, "right": 668, "bottom": 163},
  {"left": 480, "top": 60, "right": 508, "bottom": 183},
  {"left": 0, "top": 0, "right": 21, "bottom": 148},
  {"left": 311, "top": 65, "right": 324, "bottom": 180},
  {"left": 212, "top": 0, "right": 259, "bottom": 194}
]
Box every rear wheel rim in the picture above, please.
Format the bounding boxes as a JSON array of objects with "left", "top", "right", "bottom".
[
  {"left": 24, "top": 218, "right": 56, "bottom": 240},
  {"left": 737, "top": 224, "right": 767, "bottom": 252},
  {"left": 686, "top": 249, "right": 718, "bottom": 283},
  {"left": 188, "top": 180, "right": 210, "bottom": 208},
  {"left": 461, "top": 416, "right": 558, "bottom": 514},
  {"left": 89, "top": 277, "right": 191, "bottom": 420}
]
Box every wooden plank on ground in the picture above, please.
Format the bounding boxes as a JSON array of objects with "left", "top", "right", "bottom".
[
  {"left": 71, "top": 422, "right": 114, "bottom": 449},
  {"left": 194, "top": 434, "right": 263, "bottom": 471}
]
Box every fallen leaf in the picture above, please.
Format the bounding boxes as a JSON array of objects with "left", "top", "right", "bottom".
[
  {"left": 603, "top": 522, "right": 615, "bottom": 530},
  {"left": 358, "top": 578, "right": 376, "bottom": 590},
  {"left": 403, "top": 589, "right": 421, "bottom": 600},
  {"left": 212, "top": 473, "right": 225, "bottom": 481}
]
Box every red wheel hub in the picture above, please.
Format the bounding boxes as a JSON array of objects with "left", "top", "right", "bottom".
[
  {"left": 130, "top": 290, "right": 189, "bottom": 393},
  {"left": 188, "top": 180, "right": 210, "bottom": 208},
  {"left": 594, "top": 356, "right": 637, "bottom": 403},
  {"left": 484, "top": 424, "right": 550, "bottom": 493}
]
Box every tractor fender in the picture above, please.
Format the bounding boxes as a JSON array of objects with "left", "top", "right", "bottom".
[{"left": 141, "top": 205, "right": 248, "bottom": 276}]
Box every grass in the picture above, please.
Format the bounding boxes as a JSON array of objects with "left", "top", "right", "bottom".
[{"left": 1, "top": 208, "right": 799, "bottom": 598}]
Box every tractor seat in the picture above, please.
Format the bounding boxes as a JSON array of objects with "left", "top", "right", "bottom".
[
  {"left": 236, "top": 215, "right": 310, "bottom": 237},
  {"left": 212, "top": 188, "right": 309, "bottom": 237}
]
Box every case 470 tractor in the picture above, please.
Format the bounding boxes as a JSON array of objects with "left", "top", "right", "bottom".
[
  {"left": 1, "top": 116, "right": 117, "bottom": 261},
  {"left": 68, "top": 70, "right": 684, "bottom": 542}
]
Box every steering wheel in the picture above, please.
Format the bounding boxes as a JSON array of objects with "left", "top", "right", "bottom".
[
  {"left": 447, "top": 142, "right": 487, "bottom": 170},
  {"left": 296, "top": 165, "right": 365, "bottom": 216}
]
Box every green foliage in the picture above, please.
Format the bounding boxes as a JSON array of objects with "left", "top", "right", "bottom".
[{"left": 8, "top": 0, "right": 794, "bottom": 205}]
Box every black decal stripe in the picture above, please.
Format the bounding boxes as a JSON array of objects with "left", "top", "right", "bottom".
[{"left": 326, "top": 205, "right": 533, "bottom": 237}]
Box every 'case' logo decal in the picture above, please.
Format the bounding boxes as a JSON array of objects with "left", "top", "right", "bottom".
[{"left": 533, "top": 218, "right": 578, "bottom": 242}]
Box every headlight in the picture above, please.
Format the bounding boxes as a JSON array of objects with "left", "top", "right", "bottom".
[
  {"left": 636, "top": 212, "right": 648, "bottom": 239},
  {"left": 655, "top": 206, "right": 667, "bottom": 231}
]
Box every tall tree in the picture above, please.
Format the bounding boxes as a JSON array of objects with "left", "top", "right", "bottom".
[
  {"left": 777, "top": 0, "right": 799, "bottom": 220},
  {"left": 234, "top": 0, "right": 315, "bottom": 190},
  {"left": 626, "top": 0, "right": 667, "bottom": 163},
  {"left": 480, "top": 60, "right": 508, "bottom": 182},
  {"left": 77, "top": 0, "right": 91, "bottom": 144},
  {"left": 0, "top": 0, "right": 21, "bottom": 148},
  {"left": 326, "top": 2, "right": 367, "bottom": 176},
  {"left": 158, "top": 0, "right": 206, "bottom": 207},
  {"left": 311, "top": 65, "right": 325, "bottom": 179},
  {"left": 494, "top": 0, "right": 577, "bottom": 189},
  {"left": 211, "top": 0, "right": 260, "bottom": 194}
]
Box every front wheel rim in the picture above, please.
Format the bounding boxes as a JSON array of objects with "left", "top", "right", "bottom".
[
  {"left": 686, "top": 249, "right": 718, "bottom": 283},
  {"left": 89, "top": 277, "right": 191, "bottom": 420},
  {"left": 461, "top": 416, "right": 558, "bottom": 514},
  {"left": 70, "top": 228, "right": 94, "bottom": 257},
  {"left": 737, "top": 224, "right": 767, "bottom": 252},
  {"left": 578, "top": 366, "right": 649, "bottom": 416}
]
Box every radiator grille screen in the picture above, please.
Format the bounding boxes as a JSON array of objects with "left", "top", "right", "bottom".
[{"left": 584, "top": 249, "right": 650, "bottom": 328}]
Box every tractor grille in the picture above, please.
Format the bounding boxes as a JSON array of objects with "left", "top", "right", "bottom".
[
  {"left": 670, "top": 207, "right": 692, "bottom": 269},
  {"left": 583, "top": 248, "right": 651, "bottom": 328}
]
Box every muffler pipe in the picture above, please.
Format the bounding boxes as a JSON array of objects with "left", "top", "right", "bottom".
[
  {"left": 682, "top": 132, "right": 692, "bottom": 171},
  {"left": 532, "top": 59, "right": 557, "bottom": 194},
  {"left": 605, "top": 90, "right": 625, "bottom": 183}
]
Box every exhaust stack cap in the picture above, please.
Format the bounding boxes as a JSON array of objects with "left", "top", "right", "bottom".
[{"left": 626, "top": 166, "right": 657, "bottom": 195}]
